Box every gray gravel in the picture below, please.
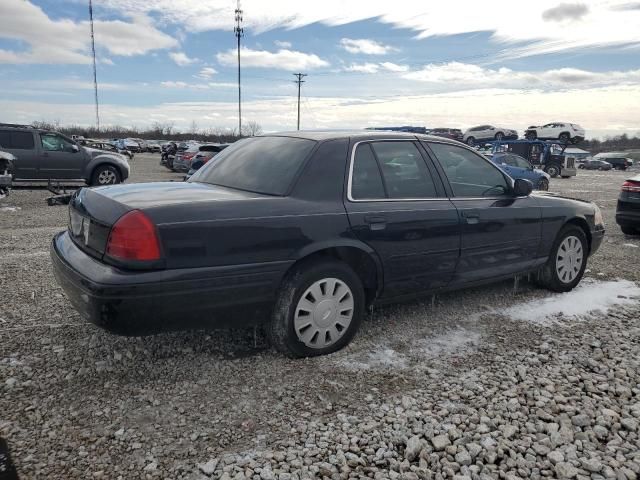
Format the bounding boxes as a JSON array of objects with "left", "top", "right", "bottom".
[{"left": 1, "top": 154, "right": 640, "bottom": 479}]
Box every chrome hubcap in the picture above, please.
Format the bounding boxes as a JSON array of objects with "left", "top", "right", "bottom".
[
  {"left": 294, "top": 278, "right": 354, "bottom": 349},
  {"left": 556, "top": 235, "right": 583, "bottom": 283},
  {"left": 98, "top": 170, "right": 117, "bottom": 184}
]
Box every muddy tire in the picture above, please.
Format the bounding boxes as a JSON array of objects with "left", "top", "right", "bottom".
[{"left": 268, "top": 259, "right": 365, "bottom": 358}]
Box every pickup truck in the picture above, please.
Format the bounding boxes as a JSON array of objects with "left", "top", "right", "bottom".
[{"left": 0, "top": 124, "right": 130, "bottom": 186}]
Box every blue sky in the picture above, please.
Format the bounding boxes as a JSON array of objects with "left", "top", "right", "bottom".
[{"left": 1, "top": 0, "right": 640, "bottom": 138}]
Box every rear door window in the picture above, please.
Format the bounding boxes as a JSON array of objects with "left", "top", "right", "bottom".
[
  {"left": 370, "top": 142, "right": 437, "bottom": 199},
  {"left": 351, "top": 144, "right": 385, "bottom": 200}
]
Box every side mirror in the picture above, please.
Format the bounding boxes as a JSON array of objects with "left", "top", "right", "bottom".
[
  {"left": 513, "top": 178, "right": 533, "bottom": 197},
  {"left": 71, "top": 144, "right": 80, "bottom": 153}
]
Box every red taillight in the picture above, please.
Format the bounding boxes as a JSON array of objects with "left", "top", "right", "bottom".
[
  {"left": 622, "top": 181, "right": 640, "bottom": 193},
  {"left": 106, "top": 210, "right": 161, "bottom": 261}
]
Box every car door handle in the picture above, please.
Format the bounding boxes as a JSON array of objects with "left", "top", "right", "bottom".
[
  {"left": 364, "top": 215, "right": 387, "bottom": 230},
  {"left": 461, "top": 211, "right": 480, "bottom": 224}
]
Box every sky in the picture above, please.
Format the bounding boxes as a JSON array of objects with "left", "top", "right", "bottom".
[{"left": 1, "top": 0, "right": 640, "bottom": 139}]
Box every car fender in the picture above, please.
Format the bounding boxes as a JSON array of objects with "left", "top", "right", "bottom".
[
  {"left": 291, "top": 238, "right": 385, "bottom": 296},
  {"left": 83, "top": 153, "right": 129, "bottom": 181}
]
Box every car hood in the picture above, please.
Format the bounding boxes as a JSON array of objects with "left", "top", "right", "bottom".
[
  {"left": 0, "top": 150, "right": 17, "bottom": 161},
  {"left": 83, "top": 146, "right": 123, "bottom": 159},
  {"left": 532, "top": 190, "right": 594, "bottom": 206}
]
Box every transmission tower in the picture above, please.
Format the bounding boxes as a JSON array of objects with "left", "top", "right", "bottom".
[
  {"left": 89, "top": 0, "right": 100, "bottom": 131},
  {"left": 293, "top": 73, "right": 307, "bottom": 130},
  {"left": 234, "top": 0, "right": 244, "bottom": 136}
]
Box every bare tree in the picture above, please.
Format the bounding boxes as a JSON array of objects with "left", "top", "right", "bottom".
[
  {"left": 189, "top": 120, "right": 199, "bottom": 135},
  {"left": 241, "top": 120, "right": 263, "bottom": 137}
]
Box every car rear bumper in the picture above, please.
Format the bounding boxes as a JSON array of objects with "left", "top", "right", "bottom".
[
  {"left": 616, "top": 201, "right": 640, "bottom": 227},
  {"left": 51, "top": 231, "right": 288, "bottom": 335}
]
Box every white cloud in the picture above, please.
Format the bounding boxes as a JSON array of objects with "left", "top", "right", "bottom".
[
  {"left": 216, "top": 47, "right": 329, "bottom": 70},
  {"left": 195, "top": 67, "right": 218, "bottom": 79},
  {"left": 161, "top": 81, "right": 189, "bottom": 88},
  {"left": 345, "top": 63, "right": 381, "bottom": 73},
  {"left": 380, "top": 62, "right": 409, "bottom": 72},
  {"left": 345, "top": 62, "right": 409, "bottom": 73},
  {"left": 97, "top": 0, "right": 640, "bottom": 60},
  {"left": 0, "top": 0, "right": 177, "bottom": 64},
  {"left": 160, "top": 81, "right": 235, "bottom": 89},
  {"left": 403, "top": 62, "right": 640, "bottom": 91},
  {"left": 169, "top": 52, "right": 199, "bottom": 66},
  {"left": 274, "top": 40, "right": 292, "bottom": 48},
  {"left": 340, "top": 38, "right": 396, "bottom": 55}
]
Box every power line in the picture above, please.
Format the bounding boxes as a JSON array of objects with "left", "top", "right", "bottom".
[
  {"left": 234, "top": 0, "right": 244, "bottom": 135},
  {"left": 88, "top": 0, "right": 99, "bottom": 131},
  {"left": 293, "top": 73, "right": 307, "bottom": 130}
]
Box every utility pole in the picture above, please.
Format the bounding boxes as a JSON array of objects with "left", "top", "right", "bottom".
[
  {"left": 89, "top": 0, "right": 100, "bottom": 131},
  {"left": 293, "top": 73, "right": 307, "bottom": 131},
  {"left": 234, "top": 1, "right": 244, "bottom": 136}
]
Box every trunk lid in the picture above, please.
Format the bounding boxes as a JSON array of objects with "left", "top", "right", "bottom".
[{"left": 68, "top": 182, "right": 270, "bottom": 259}]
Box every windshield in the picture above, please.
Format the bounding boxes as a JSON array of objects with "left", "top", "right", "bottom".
[{"left": 189, "top": 136, "right": 316, "bottom": 195}]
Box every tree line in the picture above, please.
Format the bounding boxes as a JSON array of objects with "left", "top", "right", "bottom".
[{"left": 30, "top": 120, "right": 263, "bottom": 143}]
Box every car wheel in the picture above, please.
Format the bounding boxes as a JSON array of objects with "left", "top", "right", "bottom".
[
  {"left": 621, "top": 225, "right": 639, "bottom": 235},
  {"left": 578, "top": 165, "right": 584, "bottom": 169},
  {"left": 535, "top": 225, "right": 588, "bottom": 293},
  {"left": 525, "top": 132, "right": 537, "bottom": 140},
  {"left": 91, "top": 165, "right": 121, "bottom": 186},
  {"left": 559, "top": 133, "right": 570, "bottom": 143},
  {"left": 545, "top": 165, "right": 560, "bottom": 178},
  {"left": 268, "top": 259, "right": 365, "bottom": 358},
  {"left": 538, "top": 177, "right": 549, "bottom": 191},
  {"left": 466, "top": 137, "right": 475, "bottom": 146},
  {"left": 495, "top": 132, "right": 504, "bottom": 141}
]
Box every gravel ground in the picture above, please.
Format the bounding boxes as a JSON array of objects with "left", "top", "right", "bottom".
[{"left": 1, "top": 154, "right": 640, "bottom": 480}]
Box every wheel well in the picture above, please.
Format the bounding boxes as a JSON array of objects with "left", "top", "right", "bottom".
[
  {"left": 565, "top": 217, "right": 592, "bottom": 253},
  {"left": 559, "top": 131, "right": 571, "bottom": 138},
  {"left": 286, "top": 247, "right": 380, "bottom": 306}
]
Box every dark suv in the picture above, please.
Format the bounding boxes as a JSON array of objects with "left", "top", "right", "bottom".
[{"left": 0, "top": 123, "right": 130, "bottom": 186}]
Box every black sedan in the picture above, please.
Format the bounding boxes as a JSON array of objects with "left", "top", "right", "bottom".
[
  {"left": 579, "top": 159, "right": 612, "bottom": 171},
  {"left": 616, "top": 175, "right": 640, "bottom": 235},
  {"left": 51, "top": 131, "right": 605, "bottom": 357}
]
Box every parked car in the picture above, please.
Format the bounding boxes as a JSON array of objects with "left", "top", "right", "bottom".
[
  {"left": 51, "top": 131, "right": 605, "bottom": 357},
  {"left": 0, "top": 149, "right": 15, "bottom": 198},
  {"left": 491, "top": 153, "right": 550, "bottom": 191},
  {"left": 463, "top": 125, "right": 518, "bottom": 146},
  {"left": 579, "top": 159, "right": 612, "bottom": 171},
  {"left": 616, "top": 175, "right": 640, "bottom": 235},
  {"left": 0, "top": 123, "right": 129, "bottom": 185},
  {"left": 172, "top": 144, "right": 201, "bottom": 172},
  {"left": 593, "top": 156, "right": 633, "bottom": 171},
  {"left": 525, "top": 122, "right": 585, "bottom": 144},
  {"left": 146, "top": 141, "right": 162, "bottom": 153},
  {"left": 428, "top": 128, "right": 464, "bottom": 142},
  {"left": 86, "top": 140, "right": 134, "bottom": 159}
]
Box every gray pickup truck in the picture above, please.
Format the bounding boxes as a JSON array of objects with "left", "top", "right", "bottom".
[{"left": 0, "top": 124, "right": 130, "bottom": 186}]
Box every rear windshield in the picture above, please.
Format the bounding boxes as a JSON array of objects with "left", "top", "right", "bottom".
[{"left": 189, "top": 136, "right": 316, "bottom": 195}]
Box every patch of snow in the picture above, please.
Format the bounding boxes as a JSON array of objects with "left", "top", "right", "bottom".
[
  {"left": 338, "top": 346, "right": 407, "bottom": 371},
  {"left": 624, "top": 243, "right": 639, "bottom": 248},
  {"left": 505, "top": 279, "right": 640, "bottom": 325},
  {"left": 0, "top": 206, "right": 20, "bottom": 212},
  {"left": 413, "top": 328, "right": 481, "bottom": 358}
]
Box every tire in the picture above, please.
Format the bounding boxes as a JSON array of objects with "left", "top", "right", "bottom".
[
  {"left": 495, "top": 132, "right": 504, "bottom": 141},
  {"left": 268, "top": 259, "right": 365, "bottom": 358},
  {"left": 578, "top": 165, "right": 584, "bottom": 169},
  {"left": 598, "top": 167, "right": 604, "bottom": 171},
  {"left": 561, "top": 176, "right": 571, "bottom": 179},
  {"left": 538, "top": 177, "right": 549, "bottom": 191},
  {"left": 525, "top": 132, "right": 537, "bottom": 140},
  {"left": 466, "top": 137, "right": 475, "bottom": 146},
  {"left": 545, "top": 165, "right": 560, "bottom": 178},
  {"left": 621, "top": 225, "right": 639, "bottom": 235},
  {"left": 90, "top": 165, "right": 121, "bottom": 186},
  {"left": 535, "top": 225, "right": 588, "bottom": 293},
  {"left": 559, "top": 133, "right": 570, "bottom": 143}
]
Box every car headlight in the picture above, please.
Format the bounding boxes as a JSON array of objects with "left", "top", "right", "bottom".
[{"left": 593, "top": 204, "right": 604, "bottom": 226}]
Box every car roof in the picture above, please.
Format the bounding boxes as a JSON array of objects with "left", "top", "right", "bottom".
[{"left": 262, "top": 130, "right": 461, "bottom": 144}]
